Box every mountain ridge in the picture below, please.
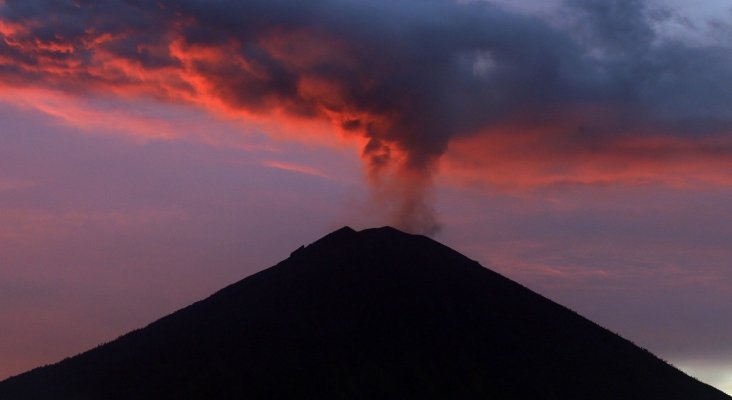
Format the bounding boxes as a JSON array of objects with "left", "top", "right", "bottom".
[{"left": 1, "top": 226, "right": 728, "bottom": 399}]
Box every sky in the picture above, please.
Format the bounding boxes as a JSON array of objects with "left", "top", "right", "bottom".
[{"left": 0, "top": 0, "right": 731, "bottom": 394}]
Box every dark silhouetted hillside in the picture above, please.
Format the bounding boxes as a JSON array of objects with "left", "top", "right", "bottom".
[{"left": 0, "top": 226, "right": 728, "bottom": 399}]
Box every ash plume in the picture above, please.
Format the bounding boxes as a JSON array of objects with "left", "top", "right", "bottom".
[{"left": 1, "top": 0, "right": 732, "bottom": 233}]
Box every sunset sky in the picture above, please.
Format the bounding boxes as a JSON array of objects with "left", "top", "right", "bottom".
[{"left": 1, "top": 0, "right": 731, "bottom": 394}]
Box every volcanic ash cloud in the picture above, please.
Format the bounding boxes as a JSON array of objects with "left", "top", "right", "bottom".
[{"left": 1, "top": 0, "right": 731, "bottom": 233}]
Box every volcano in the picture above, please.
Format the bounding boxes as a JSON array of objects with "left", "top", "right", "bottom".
[{"left": 0, "top": 226, "right": 728, "bottom": 399}]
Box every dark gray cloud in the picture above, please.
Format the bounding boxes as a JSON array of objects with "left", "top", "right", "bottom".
[{"left": 1, "top": 0, "right": 731, "bottom": 232}]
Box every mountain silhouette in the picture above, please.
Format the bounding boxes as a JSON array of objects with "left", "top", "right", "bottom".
[{"left": 0, "top": 226, "right": 728, "bottom": 399}]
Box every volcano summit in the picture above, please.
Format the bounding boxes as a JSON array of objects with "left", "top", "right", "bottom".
[{"left": 0, "top": 226, "right": 727, "bottom": 399}]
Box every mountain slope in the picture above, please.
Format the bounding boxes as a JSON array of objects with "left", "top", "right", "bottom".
[{"left": 0, "top": 226, "right": 728, "bottom": 399}]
